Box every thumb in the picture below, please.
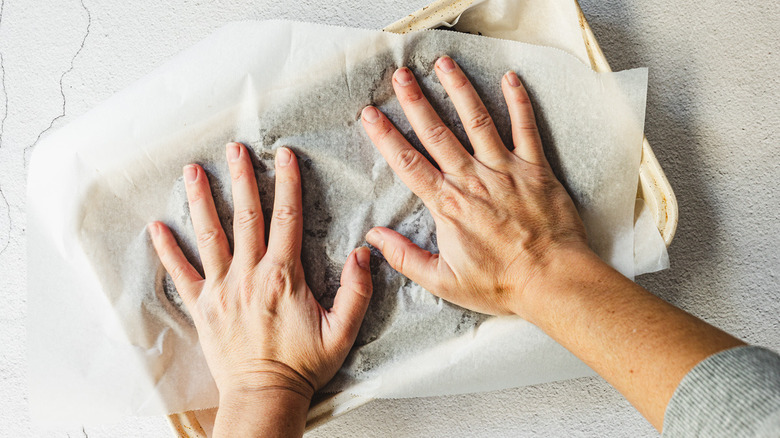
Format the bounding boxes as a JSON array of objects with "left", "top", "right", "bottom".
[
  {"left": 329, "top": 247, "right": 373, "bottom": 343},
  {"left": 365, "top": 227, "right": 443, "bottom": 292}
]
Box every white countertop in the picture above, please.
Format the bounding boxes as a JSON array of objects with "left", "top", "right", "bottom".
[{"left": 1, "top": 0, "right": 778, "bottom": 436}]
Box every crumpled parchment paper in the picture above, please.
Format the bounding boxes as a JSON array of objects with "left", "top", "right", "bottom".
[{"left": 28, "top": 20, "right": 650, "bottom": 426}]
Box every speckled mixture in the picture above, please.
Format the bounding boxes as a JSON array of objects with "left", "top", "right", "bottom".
[{"left": 75, "top": 24, "right": 646, "bottom": 401}]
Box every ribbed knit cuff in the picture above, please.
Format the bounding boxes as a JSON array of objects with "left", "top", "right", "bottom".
[{"left": 662, "top": 345, "right": 780, "bottom": 437}]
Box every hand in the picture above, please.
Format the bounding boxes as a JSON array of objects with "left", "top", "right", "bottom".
[
  {"left": 363, "top": 58, "right": 746, "bottom": 433},
  {"left": 361, "top": 56, "right": 588, "bottom": 317},
  {"left": 148, "top": 144, "right": 372, "bottom": 436}
]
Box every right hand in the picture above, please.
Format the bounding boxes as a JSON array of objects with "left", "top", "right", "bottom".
[
  {"left": 362, "top": 60, "right": 747, "bottom": 436},
  {"left": 361, "top": 56, "right": 591, "bottom": 316}
]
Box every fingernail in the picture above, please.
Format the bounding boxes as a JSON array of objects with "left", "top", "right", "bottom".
[
  {"left": 366, "top": 229, "right": 384, "bottom": 250},
  {"left": 506, "top": 71, "right": 521, "bottom": 87},
  {"left": 183, "top": 165, "right": 198, "bottom": 183},
  {"left": 356, "top": 247, "right": 371, "bottom": 271},
  {"left": 395, "top": 67, "right": 414, "bottom": 86},
  {"left": 362, "top": 106, "right": 380, "bottom": 123},
  {"left": 148, "top": 223, "right": 160, "bottom": 238},
  {"left": 276, "top": 147, "right": 292, "bottom": 166},
  {"left": 227, "top": 142, "right": 241, "bottom": 161},
  {"left": 437, "top": 56, "right": 456, "bottom": 73}
]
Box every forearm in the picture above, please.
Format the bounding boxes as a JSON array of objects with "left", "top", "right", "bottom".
[
  {"left": 213, "top": 388, "right": 311, "bottom": 438},
  {"left": 516, "top": 248, "right": 745, "bottom": 431}
]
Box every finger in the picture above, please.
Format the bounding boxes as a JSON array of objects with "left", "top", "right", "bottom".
[
  {"left": 434, "top": 56, "right": 510, "bottom": 165},
  {"left": 267, "top": 147, "right": 303, "bottom": 262},
  {"left": 501, "top": 71, "right": 549, "bottom": 166},
  {"left": 148, "top": 221, "right": 203, "bottom": 303},
  {"left": 184, "top": 164, "right": 232, "bottom": 278},
  {"left": 361, "top": 106, "right": 444, "bottom": 203},
  {"left": 226, "top": 142, "right": 266, "bottom": 266},
  {"left": 365, "top": 227, "right": 447, "bottom": 291},
  {"left": 393, "top": 67, "right": 474, "bottom": 174},
  {"left": 328, "top": 247, "right": 373, "bottom": 343}
]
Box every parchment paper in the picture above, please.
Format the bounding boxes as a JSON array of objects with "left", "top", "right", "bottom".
[{"left": 28, "top": 20, "right": 648, "bottom": 426}]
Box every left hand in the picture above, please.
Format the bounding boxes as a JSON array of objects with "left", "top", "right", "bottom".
[{"left": 149, "top": 143, "right": 373, "bottom": 436}]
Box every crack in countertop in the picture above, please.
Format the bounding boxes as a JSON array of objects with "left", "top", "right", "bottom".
[
  {"left": 0, "top": 0, "right": 7, "bottom": 256},
  {"left": 0, "top": 52, "right": 7, "bottom": 150},
  {"left": 25, "top": 0, "right": 91, "bottom": 159},
  {"left": 66, "top": 427, "right": 89, "bottom": 438},
  {"left": 0, "top": 187, "right": 9, "bottom": 255},
  {"left": 0, "top": 0, "right": 8, "bottom": 149}
]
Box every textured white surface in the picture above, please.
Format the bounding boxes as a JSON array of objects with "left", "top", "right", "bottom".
[{"left": 1, "top": 0, "right": 777, "bottom": 436}]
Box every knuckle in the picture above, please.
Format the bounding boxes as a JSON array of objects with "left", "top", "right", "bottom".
[
  {"left": 196, "top": 289, "right": 228, "bottom": 322},
  {"left": 394, "top": 148, "right": 420, "bottom": 172},
  {"left": 387, "top": 245, "right": 407, "bottom": 272},
  {"left": 462, "top": 175, "right": 490, "bottom": 198},
  {"left": 514, "top": 89, "right": 532, "bottom": 105},
  {"left": 235, "top": 207, "right": 261, "bottom": 228},
  {"left": 437, "top": 195, "right": 462, "bottom": 217},
  {"left": 374, "top": 120, "right": 396, "bottom": 144},
  {"left": 237, "top": 277, "right": 257, "bottom": 305},
  {"left": 493, "top": 171, "right": 517, "bottom": 191},
  {"left": 451, "top": 75, "right": 471, "bottom": 91},
  {"left": 466, "top": 110, "right": 494, "bottom": 132},
  {"left": 275, "top": 171, "right": 298, "bottom": 185},
  {"left": 347, "top": 274, "right": 374, "bottom": 299},
  {"left": 157, "top": 239, "right": 175, "bottom": 257},
  {"left": 435, "top": 186, "right": 466, "bottom": 218},
  {"left": 350, "top": 281, "right": 373, "bottom": 299},
  {"left": 216, "top": 289, "right": 231, "bottom": 312},
  {"left": 516, "top": 122, "right": 539, "bottom": 135},
  {"left": 168, "top": 264, "right": 188, "bottom": 282},
  {"left": 197, "top": 229, "right": 223, "bottom": 248},
  {"left": 262, "top": 265, "right": 293, "bottom": 294},
  {"left": 534, "top": 167, "right": 561, "bottom": 188},
  {"left": 230, "top": 166, "right": 253, "bottom": 182},
  {"left": 195, "top": 298, "right": 216, "bottom": 322},
  {"left": 187, "top": 187, "right": 208, "bottom": 204},
  {"left": 402, "top": 88, "right": 426, "bottom": 105},
  {"left": 272, "top": 204, "right": 298, "bottom": 225},
  {"left": 422, "top": 124, "right": 451, "bottom": 147}
]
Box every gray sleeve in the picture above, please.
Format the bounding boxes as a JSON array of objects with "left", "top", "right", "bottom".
[{"left": 662, "top": 345, "right": 780, "bottom": 437}]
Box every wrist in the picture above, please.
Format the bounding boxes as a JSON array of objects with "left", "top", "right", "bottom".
[
  {"left": 219, "top": 383, "right": 313, "bottom": 409},
  {"left": 214, "top": 362, "right": 314, "bottom": 438},
  {"left": 509, "top": 244, "right": 608, "bottom": 324},
  {"left": 217, "top": 359, "right": 316, "bottom": 403},
  {"left": 215, "top": 385, "right": 311, "bottom": 438}
]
